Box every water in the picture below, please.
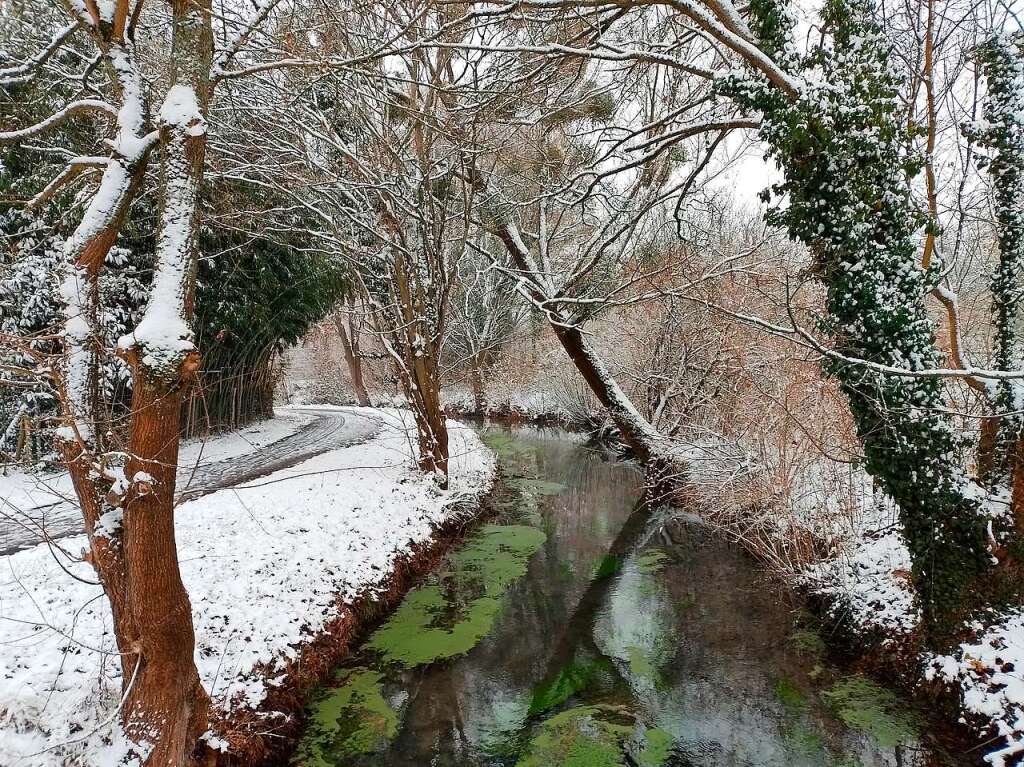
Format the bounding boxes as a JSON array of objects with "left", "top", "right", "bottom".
[{"left": 294, "top": 425, "right": 966, "bottom": 767}]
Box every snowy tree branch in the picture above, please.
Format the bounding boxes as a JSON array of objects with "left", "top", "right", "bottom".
[
  {"left": 0, "top": 22, "right": 81, "bottom": 85},
  {"left": 0, "top": 100, "right": 118, "bottom": 145}
]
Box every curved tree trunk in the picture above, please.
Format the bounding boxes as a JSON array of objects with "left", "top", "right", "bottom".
[
  {"left": 549, "top": 319, "right": 663, "bottom": 463},
  {"left": 489, "top": 221, "right": 663, "bottom": 464}
]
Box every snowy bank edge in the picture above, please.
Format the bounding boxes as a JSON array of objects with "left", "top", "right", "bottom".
[{"left": 0, "top": 409, "right": 497, "bottom": 767}]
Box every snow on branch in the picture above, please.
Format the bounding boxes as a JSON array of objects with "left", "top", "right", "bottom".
[
  {"left": 117, "top": 85, "right": 205, "bottom": 379},
  {"left": 210, "top": 0, "right": 286, "bottom": 83},
  {"left": 0, "top": 22, "right": 80, "bottom": 86},
  {"left": 0, "top": 100, "right": 118, "bottom": 145},
  {"left": 26, "top": 157, "right": 110, "bottom": 211}
]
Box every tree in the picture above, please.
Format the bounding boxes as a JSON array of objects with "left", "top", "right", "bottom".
[
  {"left": 720, "top": 0, "right": 1006, "bottom": 636},
  {"left": 972, "top": 34, "right": 1024, "bottom": 520},
  {"left": 1, "top": 0, "right": 293, "bottom": 761}
]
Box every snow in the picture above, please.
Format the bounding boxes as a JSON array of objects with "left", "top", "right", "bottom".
[
  {"left": 928, "top": 611, "right": 1024, "bottom": 766},
  {"left": 803, "top": 519, "right": 920, "bottom": 639},
  {"left": 0, "top": 409, "right": 495, "bottom": 766},
  {"left": 158, "top": 85, "right": 204, "bottom": 134},
  {"left": 0, "top": 409, "right": 314, "bottom": 518}
]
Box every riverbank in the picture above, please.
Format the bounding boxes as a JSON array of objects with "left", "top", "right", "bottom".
[
  {"left": 0, "top": 408, "right": 496, "bottom": 767},
  {"left": 286, "top": 422, "right": 954, "bottom": 766},
  {"left": 668, "top": 444, "right": 1014, "bottom": 765}
]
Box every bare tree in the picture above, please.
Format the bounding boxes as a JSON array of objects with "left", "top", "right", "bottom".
[{"left": 1, "top": 0, "right": 296, "bottom": 761}]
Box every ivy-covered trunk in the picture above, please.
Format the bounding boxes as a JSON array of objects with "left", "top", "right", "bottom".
[
  {"left": 730, "top": 0, "right": 1004, "bottom": 640},
  {"left": 975, "top": 37, "right": 1024, "bottom": 529}
]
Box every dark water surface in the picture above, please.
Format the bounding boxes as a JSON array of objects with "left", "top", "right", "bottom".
[{"left": 294, "top": 425, "right": 964, "bottom": 767}]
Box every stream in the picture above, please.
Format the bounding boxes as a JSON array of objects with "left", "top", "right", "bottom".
[{"left": 292, "top": 424, "right": 968, "bottom": 767}]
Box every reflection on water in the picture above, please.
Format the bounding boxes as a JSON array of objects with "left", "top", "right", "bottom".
[{"left": 294, "top": 425, "right": 963, "bottom": 767}]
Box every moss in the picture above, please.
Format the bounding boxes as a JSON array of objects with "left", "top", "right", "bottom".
[
  {"left": 293, "top": 668, "right": 397, "bottom": 765},
  {"left": 366, "top": 525, "right": 546, "bottom": 666},
  {"left": 635, "top": 549, "right": 670, "bottom": 574},
  {"left": 788, "top": 627, "right": 827, "bottom": 660},
  {"left": 516, "top": 706, "right": 672, "bottom": 767},
  {"left": 822, "top": 675, "right": 919, "bottom": 749},
  {"left": 773, "top": 676, "right": 807, "bottom": 711}
]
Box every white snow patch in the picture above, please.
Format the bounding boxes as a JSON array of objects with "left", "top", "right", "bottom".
[
  {"left": 928, "top": 610, "right": 1024, "bottom": 766},
  {"left": 0, "top": 409, "right": 495, "bottom": 765},
  {"left": 802, "top": 500, "right": 920, "bottom": 640}
]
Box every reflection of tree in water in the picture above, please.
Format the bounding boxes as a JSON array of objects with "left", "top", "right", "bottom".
[{"left": 312, "top": 429, "right": 938, "bottom": 767}]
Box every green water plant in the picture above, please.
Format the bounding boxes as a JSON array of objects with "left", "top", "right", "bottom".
[
  {"left": 528, "top": 658, "right": 611, "bottom": 716},
  {"left": 516, "top": 705, "right": 673, "bottom": 767},
  {"left": 366, "top": 525, "right": 546, "bottom": 666},
  {"left": 635, "top": 549, "right": 670, "bottom": 574},
  {"left": 822, "top": 675, "right": 919, "bottom": 749},
  {"left": 293, "top": 668, "right": 398, "bottom": 765}
]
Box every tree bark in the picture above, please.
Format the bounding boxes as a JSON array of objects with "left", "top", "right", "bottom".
[
  {"left": 469, "top": 353, "right": 487, "bottom": 414},
  {"left": 120, "top": 366, "right": 209, "bottom": 765},
  {"left": 334, "top": 309, "right": 370, "bottom": 406},
  {"left": 388, "top": 250, "right": 450, "bottom": 483},
  {"left": 114, "top": 0, "right": 214, "bottom": 761},
  {"left": 549, "top": 318, "right": 663, "bottom": 463}
]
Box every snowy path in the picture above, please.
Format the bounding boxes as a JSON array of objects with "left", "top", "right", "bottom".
[
  {"left": 0, "top": 411, "right": 495, "bottom": 767},
  {"left": 0, "top": 407, "right": 381, "bottom": 555}
]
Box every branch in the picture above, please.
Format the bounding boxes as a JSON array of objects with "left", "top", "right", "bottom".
[
  {"left": 26, "top": 157, "right": 109, "bottom": 211},
  {"left": 0, "top": 22, "right": 81, "bottom": 86},
  {"left": 687, "top": 293, "right": 1024, "bottom": 384},
  {"left": 0, "top": 100, "right": 118, "bottom": 145},
  {"left": 210, "top": 0, "right": 285, "bottom": 84}
]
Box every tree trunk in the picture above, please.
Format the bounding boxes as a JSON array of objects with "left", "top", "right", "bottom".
[
  {"left": 469, "top": 352, "right": 487, "bottom": 414},
  {"left": 120, "top": 369, "right": 209, "bottom": 765},
  {"left": 550, "top": 316, "right": 663, "bottom": 464},
  {"left": 334, "top": 310, "right": 370, "bottom": 406},
  {"left": 115, "top": 0, "right": 214, "bottom": 760},
  {"left": 489, "top": 221, "right": 663, "bottom": 464},
  {"left": 389, "top": 250, "right": 450, "bottom": 484}
]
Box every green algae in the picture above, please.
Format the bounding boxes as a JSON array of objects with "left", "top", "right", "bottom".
[
  {"left": 515, "top": 706, "right": 673, "bottom": 767},
  {"left": 447, "top": 524, "right": 548, "bottom": 594},
  {"left": 591, "top": 553, "right": 622, "bottom": 580},
  {"left": 481, "top": 431, "right": 538, "bottom": 461},
  {"left": 292, "top": 668, "right": 397, "bottom": 766},
  {"left": 366, "top": 524, "right": 546, "bottom": 667},
  {"left": 637, "top": 726, "right": 673, "bottom": 766},
  {"left": 783, "top": 724, "right": 826, "bottom": 759},
  {"left": 527, "top": 657, "right": 611, "bottom": 716},
  {"left": 366, "top": 588, "right": 504, "bottom": 666},
  {"left": 635, "top": 549, "right": 670, "bottom": 574},
  {"left": 822, "top": 676, "right": 920, "bottom": 749},
  {"left": 626, "top": 645, "right": 664, "bottom": 690}
]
